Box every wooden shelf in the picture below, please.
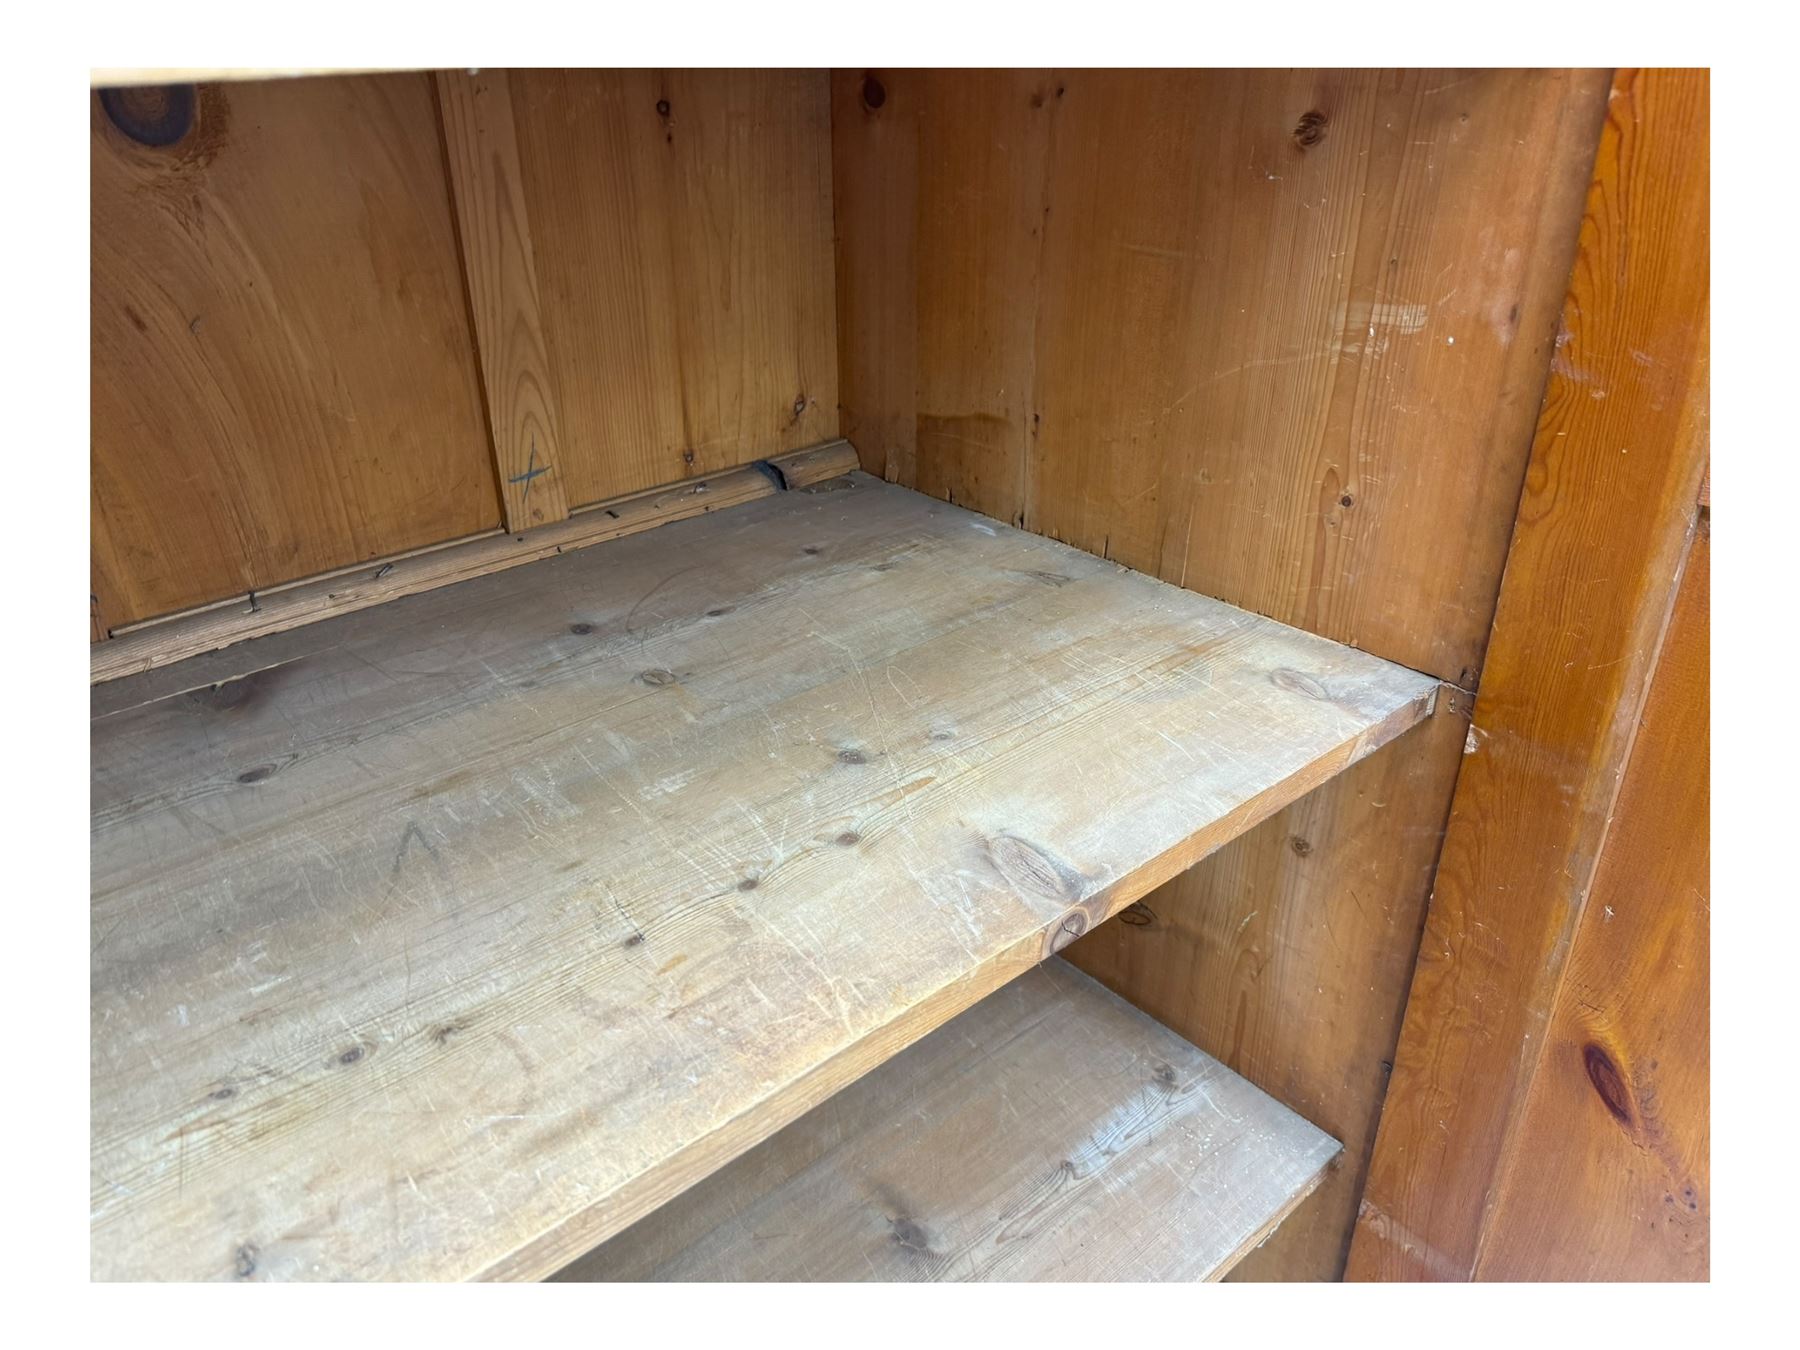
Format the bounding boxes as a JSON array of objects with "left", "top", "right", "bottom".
[
  {"left": 90, "top": 471, "right": 1436, "bottom": 1281},
  {"left": 554, "top": 957, "right": 1341, "bottom": 1281}
]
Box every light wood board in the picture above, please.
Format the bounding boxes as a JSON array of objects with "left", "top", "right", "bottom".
[
  {"left": 556, "top": 958, "right": 1340, "bottom": 1281},
  {"left": 92, "top": 69, "right": 393, "bottom": 87},
  {"left": 91, "top": 475, "right": 1435, "bottom": 1281}
]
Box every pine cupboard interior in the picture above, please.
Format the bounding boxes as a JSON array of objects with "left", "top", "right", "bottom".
[{"left": 89, "top": 68, "right": 1710, "bottom": 1281}]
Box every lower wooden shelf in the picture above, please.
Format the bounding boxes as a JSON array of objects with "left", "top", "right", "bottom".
[{"left": 556, "top": 957, "right": 1340, "bottom": 1282}]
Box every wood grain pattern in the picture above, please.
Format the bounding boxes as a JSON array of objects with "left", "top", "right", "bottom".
[
  {"left": 834, "top": 70, "right": 1052, "bottom": 515},
  {"left": 1348, "top": 68, "right": 1710, "bottom": 1282},
  {"left": 1068, "top": 688, "right": 1469, "bottom": 1280},
  {"left": 831, "top": 71, "right": 919, "bottom": 494},
  {"left": 508, "top": 70, "right": 839, "bottom": 506},
  {"left": 437, "top": 70, "right": 570, "bottom": 530},
  {"left": 833, "top": 68, "right": 1608, "bottom": 683},
  {"left": 833, "top": 68, "right": 1611, "bottom": 1282},
  {"left": 91, "top": 476, "right": 1434, "bottom": 1281},
  {"left": 91, "top": 74, "right": 501, "bottom": 627},
  {"left": 90, "top": 443, "right": 857, "bottom": 687},
  {"left": 1473, "top": 519, "right": 1708, "bottom": 1281},
  {"left": 556, "top": 958, "right": 1340, "bottom": 1282}
]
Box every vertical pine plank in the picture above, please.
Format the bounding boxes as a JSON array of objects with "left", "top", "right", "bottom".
[
  {"left": 437, "top": 69, "right": 571, "bottom": 531},
  {"left": 830, "top": 70, "right": 919, "bottom": 483},
  {"left": 1348, "top": 68, "right": 1710, "bottom": 1282},
  {"left": 508, "top": 71, "right": 838, "bottom": 505},
  {"left": 90, "top": 74, "right": 502, "bottom": 626},
  {"left": 1472, "top": 519, "right": 1709, "bottom": 1280}
]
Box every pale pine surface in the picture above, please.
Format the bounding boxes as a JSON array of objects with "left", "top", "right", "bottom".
[{"left": 92, "top": 476, "right": 1433, "bottom": 1280}]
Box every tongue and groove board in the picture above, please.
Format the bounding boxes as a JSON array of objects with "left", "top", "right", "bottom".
[
  {"left": 90, "top": 472, "right": 1436, "bottom": 1281},
  {"left": 555, "top": 958, "right": 1341, "bottom": 1282}
]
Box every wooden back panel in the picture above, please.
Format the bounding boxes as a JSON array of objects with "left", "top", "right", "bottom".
[
  {"left": 91, "top": 70, "right": 839, "bottom": 634},
  {"left": 509, "top": 70, "right": 838, "bottom": 506},
  {"left": 834, "top": 68, "right": 1610, "bottom": 684},
  {"left": 91, "top": 73, "right": 501, "bottom": 629}
]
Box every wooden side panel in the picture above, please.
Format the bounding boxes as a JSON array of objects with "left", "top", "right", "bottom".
[
  {"left": 837, "top": 67, "right": 1611, "bottom": 1281},
  {"left": 437, "top": 70, "right": 571, "bottom": 530},
  {"left": 91, "top": 74, "right": 502, "bottom": 627},
  {"left": 833, "top": 68, "right": 1610, "bottom": 683},
  {"left": 1473, "top": 519, "right": 1709, "bottom": 1281},
  {"left": 1348, "top": 68, "right": 1710, "bottom": 1282},
  {"left": 509, "top": 70, "right": 839, "bottom": 507},
  {"left": 1068, "top": 691, "right": 1469, "bottom": 1280}
]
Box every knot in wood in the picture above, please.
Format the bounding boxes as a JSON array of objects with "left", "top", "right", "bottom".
[
  {"left": 1270, "top": 668, "right": 1330, "bottom": 700},
  {"left": 1049, "top": 910, "right": 1090, "bottom": 953},
  {"left": 101, "top": 84, "right": 196, "bottom": 148},
  {"left": 987, "top": 833, "right": 1083, "bottom": 904}
]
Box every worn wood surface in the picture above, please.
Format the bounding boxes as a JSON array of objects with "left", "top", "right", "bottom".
[
  {"left": 91, "top": 442, "right": 856, "bottom": 687},
  {"left": 91, "top": 74, "right": 500, "bottom": 628},
  {"left": 437, "top": 70, "right": 570, "bottom": 531},
  {"left": 509, "top": 70, "right": 838, "bottom": 507},
  {"left": 1349, "top": 68, "right": 1710, "bottom": 1282},
  {"left": 833, "top": 68, "right": 1608, "bottom": 685},
  {"left": 1068, "top": 688, "right": 1469, "bottom": 1280},
  {"left": 92, "top": 476, "right": 1434, "bottom": 1281},
  {"left": 556, "top": 958, "right": 1340, "bottom": 1281},
  {"left": 1474, "top": 518, "right": 1708, "bottom": 1280}
]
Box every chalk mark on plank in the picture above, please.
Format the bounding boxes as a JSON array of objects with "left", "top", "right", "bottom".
[{"left": 508, "top": 440, "right": 550, "bottom": 502}]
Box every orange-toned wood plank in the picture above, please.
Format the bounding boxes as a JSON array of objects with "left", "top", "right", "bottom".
[
  {"left": 90, "top": 74, "right": 501, "bottom": 626},
  {"left": 1348, "top": 68, "right": 1710, "bottom": 1282},
  {"left": 831, "top": 71, "right": 919, "bottom": 483},
  {"left": 437, "top": 69, "right": 571, "bottom": 530},
  {"left": 832, "top": 68, "right": 1609, "bottom": 684},
  {"left": 509, "top": 71, "right": 839, "bottom": 506},
  {"left": 1473, "top": 519, "right": 1708, "bottom": 1281}
]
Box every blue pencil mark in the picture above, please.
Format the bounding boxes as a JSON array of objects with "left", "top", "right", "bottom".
[{"left": 508, "top": 438, "right": 550, "bottom": 502}]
